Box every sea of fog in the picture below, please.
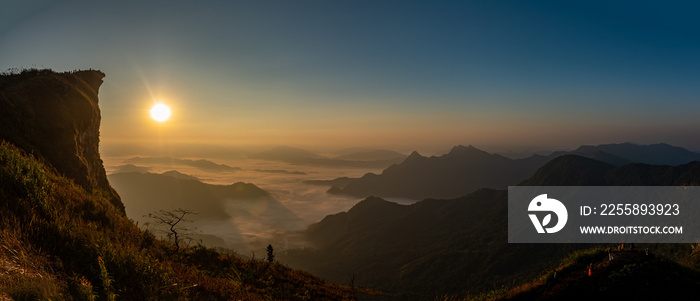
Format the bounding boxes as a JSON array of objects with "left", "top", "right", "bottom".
[{"left": 103, "top": 156, "right": 420, "bottom": 254}]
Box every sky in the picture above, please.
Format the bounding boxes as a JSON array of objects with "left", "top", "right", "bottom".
[{"left": 1, "top": 0, "right": 699, "bottom": 153}]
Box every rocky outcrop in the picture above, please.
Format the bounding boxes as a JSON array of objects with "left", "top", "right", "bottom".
[{"left": 0, "top": 69, "right": 124, "bottom": 213}]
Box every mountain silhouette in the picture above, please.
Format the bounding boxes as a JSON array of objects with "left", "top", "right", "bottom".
[
  {"left": 521, "top": 154, "right": 700, "bottom": 186},
  {"left": 159, "top": 170, "right": 200, "bottom": 181},
  {"left": 326, "top": 143, "right": 700, "bottom": 200},
  {"left": 253, "top": 168, "right": 307, "bottom": 175},
  {"left": 249, "top": 145, "right": 405, "bottom": 168},
  {"left": 249, "top": 145, "right": 321, "bottom": 162},
  {"left": 519, "top": 155, "right": 614, "bottom": 186},
  {"left": 108, "top": 171, "right": 295, "bottom": 223},
  {"left": 113, "top": 163, "right": 151, "bottom": 174},
  {"left": 303, "top": 176, "right": 357, "bottom": 188},
  {"left": 328, "top": 145, "right": 550, "bottom": 199},
  {"left": 124, "top": 156, "right": 241, "bottom": 172},
  {"left": 553, "top": 148, "right": 632, "bottom": 166},
  {"left": 333, "top": 149, "right": 405, "bottom": 162},
  {"left": 568, "top": 142, "right": 700, "bottom": 166}
]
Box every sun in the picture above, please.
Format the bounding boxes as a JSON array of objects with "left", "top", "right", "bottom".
[{"left": 150, "top": 104, "right": 171, "bottom": 122}]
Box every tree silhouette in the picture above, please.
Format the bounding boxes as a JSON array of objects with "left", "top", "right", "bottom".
[
  {"left": 266, "top": 244, "right": 275, "bottom": 263},
  {"left": 145, "top": 208, "right": 197, "bottom": 252}
]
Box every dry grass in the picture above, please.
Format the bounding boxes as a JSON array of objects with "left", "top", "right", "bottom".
[{"left": 434, "top": 248, "right": 607, "bottom": 301}]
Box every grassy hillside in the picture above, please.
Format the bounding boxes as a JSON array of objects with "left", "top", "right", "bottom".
[
  {"left": 473, "top": 247, "right": 700, "bottom": 300},
  {"left": 0, "top": 139, "right": 365, "bottom": 300}
]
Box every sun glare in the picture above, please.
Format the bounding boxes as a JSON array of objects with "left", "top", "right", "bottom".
[{"left": 150, "top": 104, "right": 171, "bottom": 122}]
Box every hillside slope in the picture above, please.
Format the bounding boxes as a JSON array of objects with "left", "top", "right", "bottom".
[
  {"left": 494, "top": 248, "right": 700, "bottom": 300},
  {"left": 0, "top": 70, "right": 362, "bottom": 300}
]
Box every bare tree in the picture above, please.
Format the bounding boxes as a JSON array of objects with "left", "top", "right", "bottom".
[
  {"left": 145, "top": 208, "right": 197, "bottom": 252},
  {"left": 348, "top": 273, "right": 357, "bottom": 289}
]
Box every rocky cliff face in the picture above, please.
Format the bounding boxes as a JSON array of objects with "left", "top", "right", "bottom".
[{"left": 0, "top": 69, "right": 124, "bottom": 213}]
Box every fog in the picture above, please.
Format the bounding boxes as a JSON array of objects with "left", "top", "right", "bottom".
[{"left": 103, "top": 152, "right": 412, "bottom": 254}]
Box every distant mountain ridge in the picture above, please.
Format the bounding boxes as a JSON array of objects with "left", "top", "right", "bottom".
[
  {"left": 108, "top": 170, "right": 305, "bottom": 250},
  {"left": 327, "top": 145, "right": 550, "bottom": 199},
  {"left": 249, "top": 145, "right": 405, "bottom": 168},
  {"left": 325, "top": 143, "right": 700, "bottom": 200},
  {"left": 552, "top": 142, "right": 700, "bottom": 166},
  {"left": 124, "top": 156, "right": 241, "bottom": 172},
  {"left": 521, "top": 154, "right": 700, "bottom": 186},
  {"left": 113, "top": 163, "right": 151, "bottom": 174},
  {"left": 334, "top": 149, "right": 405, "bottom": 162},
  {"left": 109, "top": 171, "right": 269, "bottom": 221}
]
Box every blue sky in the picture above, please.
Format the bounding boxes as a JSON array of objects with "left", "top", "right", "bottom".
[{"left": 1, "top": 1, "right": 699, "bottom": 152}]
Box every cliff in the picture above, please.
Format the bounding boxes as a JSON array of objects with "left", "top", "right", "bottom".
[{"left": 0, "top": 69, "right": 123, "bottom": 213}]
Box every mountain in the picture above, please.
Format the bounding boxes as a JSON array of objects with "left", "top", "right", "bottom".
[
  {"left": 542, "top": 142, "right": 700, "bottom": 166},
  {"left": 109, "top": 170, "right": 307, "bottom": 251},
  {"left": 253, "top": 169, "right": 307, "bottom": 175},
  {"left": 123, "top": 156, "right": 241, "bottom": 172},
  {"left": 0, "top": 69, "right": 361, "bottom": 299},
  {"left": 518, "top": 155, "right": 614, "bottom": 186},
  {"left": 303, "top": 176, "right": 357, "bottom": 188},
  {"left": 552, "top": 148, "right": 632, "bottom": 166},
  {"left": 326, "top": 143, "right": 700, "bottom": 200},
  {"left": 249, "top": 145, "right": 321, "bottom": 162},
  {"left": 159, "top": 169, "right": 200, "bottom": 181},
  {"left": 113, "top": 163, "right": 151, "bottom": 174},
  {"left": 249, "top": 145, "right": 405, "bottom": 168},
  {"left": 328, "top": 145, "right": 550, "bottom": 200},
  {"left": 282, "top": 155, "right": 700, "bottom": 298},
  {"left": 570, "top": 142, "right": 700, "bottom": 166},
  {"left": 333, "top": 149, "right": 405, "bottom": 162},
  {"left": 521, "top": 154, "right": 700, "bottom": 186},
  {"left": 108, "top": 171, "right": 304, "bottom": 235}
]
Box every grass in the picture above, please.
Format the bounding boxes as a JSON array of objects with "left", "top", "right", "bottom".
[
  {"left": 434, "top": 248, "right": 608, "bottom": 301},
  {"left": 459, "top": 246, "right": 700, "bottom": 301},
  {"left": 4, "top": 276, "right": 63, "bottom": 301},
  {"left": 0, "top": 139, "right": 364, "bottom": 300}
]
